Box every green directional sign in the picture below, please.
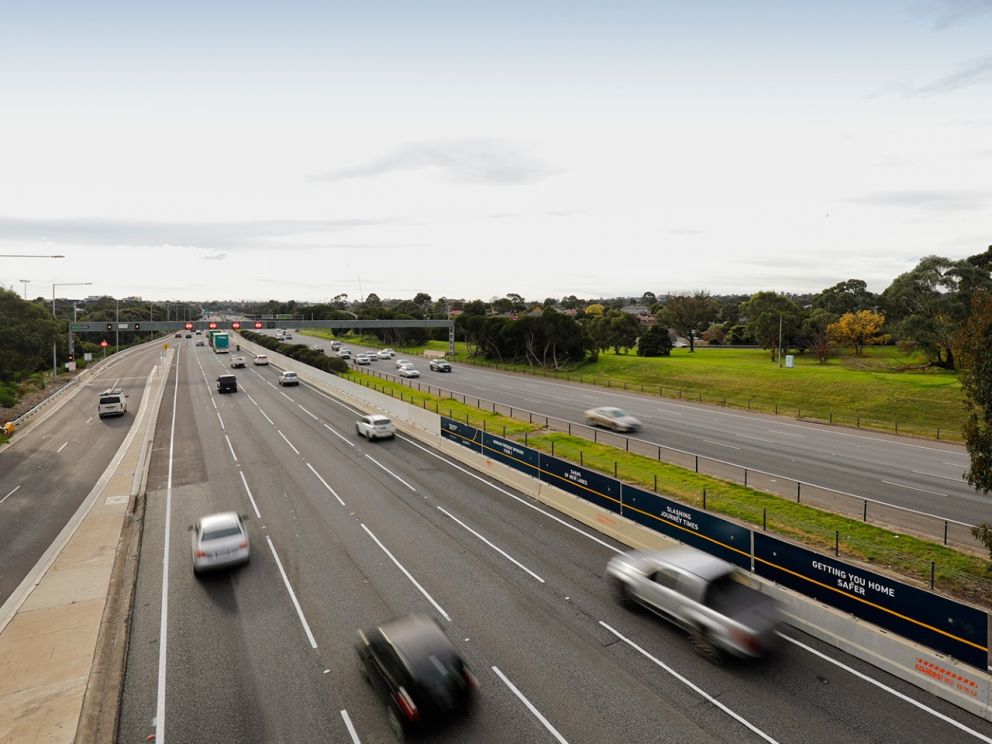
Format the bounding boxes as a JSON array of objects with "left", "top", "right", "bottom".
[{"left": 69, "top": 323, "right": 91, "bottom": 332}]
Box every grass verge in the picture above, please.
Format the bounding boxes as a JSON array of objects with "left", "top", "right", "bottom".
[{"left": 524, "top": 432, "right": 990, "bottom": 605}]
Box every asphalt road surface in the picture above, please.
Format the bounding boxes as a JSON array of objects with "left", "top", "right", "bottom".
[
  {"left": 0, "top": 341, "right": 166, "bottom": 606},
  {"left": 116, "top": 338, "right": 992, "bottom": 743},
  {"left": 292, "top": 334, "right": 980, "bottom": 528}
]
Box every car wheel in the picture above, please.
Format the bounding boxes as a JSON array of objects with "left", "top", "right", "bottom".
[
  {"left": 608, "top": 577, "right": 634, "bottom": 607},
  {"left": 359, "top": 657, "right": 370, "bottom": 684},
  {"left": 689, "top": 626, "right": 723, "bottom": 664},
  {"left": 386, "top": 704, "right": 405, "bottom": 741}
]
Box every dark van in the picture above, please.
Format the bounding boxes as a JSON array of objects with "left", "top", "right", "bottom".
[{"left": 217, "top": 374, "right": 238, "bottom": 394}]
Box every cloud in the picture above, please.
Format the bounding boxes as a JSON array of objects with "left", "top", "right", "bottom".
[
  {"left": 845, "top": 189, "right": 988, "bottom": 212},
  {"left": 0, "top": 216, "right": 401, "bottom": 250},
  {"left": 312, "top": 138, "right": 561, "bottom": 185},
  {"left": 914, "top": 55, "right": 992, "bottom": 95},
  {"left": 202, "top": 252, "right": 227, "bottom": 261},
  {"left": 920, "top": 0, "right": 992, "bottom": 29}
]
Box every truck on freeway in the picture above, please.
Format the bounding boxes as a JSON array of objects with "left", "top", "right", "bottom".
[
  {"left": 606, "top": 547, "right": 780, "bottom": 661},
  {"left": 212, "top": 332, "right": 230, "bottom": 353}
]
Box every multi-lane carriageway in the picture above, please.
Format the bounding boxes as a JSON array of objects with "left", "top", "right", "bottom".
[{"left": 114, "top": 338, "right": 992, "bottom": 744}]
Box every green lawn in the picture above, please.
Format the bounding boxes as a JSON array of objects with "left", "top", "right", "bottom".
[{"left": 300, "top": 328, "right": 964, "bottom": 440}]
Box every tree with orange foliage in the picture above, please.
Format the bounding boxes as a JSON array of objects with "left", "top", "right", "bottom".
[{"left": 827, "top": 310, "right": 889, "bottom": 356}]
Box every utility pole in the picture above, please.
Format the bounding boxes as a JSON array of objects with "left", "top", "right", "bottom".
[
  {"left": 18, "top": 279, "right": 29, "bottom": 299},
  {"left": 778, "top": 314, "right": 783, "bottom": 367}
]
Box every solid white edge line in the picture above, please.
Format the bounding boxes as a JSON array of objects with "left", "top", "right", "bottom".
[
  {"left": 436, "top": 505, "right": 544, "bottom": 583},
  {"left": 0, "top": 485, "right": 21, "bottom": 505},
  {"left": 266, "top": 536, "right": 318, "bottom": 649},
  {"left": 239, "top": 471, "right": 262, "bottom": 519},
  {"left": 155, "top": 343, "right": 181, "bottom": 744},
  {"left": 323, "top": 423, "right": 355, "bottom": 447},
  {"left": 224, "top": 434, "right": 238, "bottom": 462},
  {"left": 306, "top": 462, "right": 346, "bottom": 506},
  {"left": 360, "top": 523, "right": 450, "bottom": 621},
  {"left": 364, "top": 453, "right": 417, "bottom": 492},
  {"left": 259, "top": 409, "right": 275, "bottom": 426},
  {"left": 491, "top": 666, "right": 569, "bottom": 744},
  {"left": 599, "top": 621, "right": 779, "bottom": 744},
  {"left": 216, "top": 412, "right": 225, "bottom": 431},
  {"left": 56, "top": 441, "right": 69, "bottom": 453},
  {"left": 397, "top": 434, "right": 622, "bottom": 554},
  {"left": 778, "top": 632, "right": 992, "bottom": 744},
  {"left": 340, "top": 710, "right": 362, "bottom": 744},
  {"left": 278, "top": 430, "right": 301, "bottom": 455}
]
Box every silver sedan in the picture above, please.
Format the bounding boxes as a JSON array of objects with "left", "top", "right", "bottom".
[
  {"left": 190, "top": 512, "right": 250, "bottom": 575},
  {"left": 584, "top": 406, "right": 642, "bottom": 432}
]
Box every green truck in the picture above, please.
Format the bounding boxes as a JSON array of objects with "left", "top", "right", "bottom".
[{"left": 210, "top": 331, "right": 230, "bottom": 353}]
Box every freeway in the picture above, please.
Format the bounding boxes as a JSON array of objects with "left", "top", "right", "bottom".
[
  {"left": 293, "top": 334, "right": 980, "bottom": 528},
  {"left": 0, "top": 341, "right": 167, "bottom": 608},
  {"left": 117, "top": 337, "right": 992, "bottom": 743}
]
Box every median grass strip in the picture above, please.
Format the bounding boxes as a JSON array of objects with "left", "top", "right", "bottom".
[
  {"left": 524, "top": 432, "right": 991, "bottom": 604},
  {"left": 343, "top": 370, "right": 538, "bottom": 436}
]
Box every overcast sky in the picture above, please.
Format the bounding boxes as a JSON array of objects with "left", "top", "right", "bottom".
[{"left": 1, "top": 1, "right": 990, "bottom": 303}]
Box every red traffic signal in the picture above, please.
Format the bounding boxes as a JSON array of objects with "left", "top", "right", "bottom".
[
  {"left": 208, "top": 321, "right": 218, "bottom": 330},
  {"left": 184, "top": 322, "right": 193, "bottom": 330},
  {"left": 254, "top": 321, "right": 263, "bottom": 329},
  {"left": 100, "top": 340, "right": 108, "bottom": 348},
  {"left": 231, "top": 321, "right": 241, "bottom": 329}
]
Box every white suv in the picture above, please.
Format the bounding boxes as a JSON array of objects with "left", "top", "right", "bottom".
[
  {"left": 98, "top": 388, "right": 128, "bottom": 418},
  {"left": 356, "top": 414, "right": 395, "bottom": 441}
]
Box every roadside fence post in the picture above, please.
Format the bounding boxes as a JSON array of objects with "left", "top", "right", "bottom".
[
  {"left": 835, "top": 531, "right": 839, "bottom": 556},
  {"left": 930, "top": 562, "right": 935, "bottom": 590},
  {"left": 483, "top": 419, "right": 486, "bottom": 432},
  {"left": 829, "top": 412, "right": 832, "bottom": 424},
  {"left": 744, "top": 469, "right": 748, "bottom": 488},
  {"left": 524, "top": 432, "right": 528, "bottom": 445},
  {"left": 895, "top": 420, "right": 899, "bottom": 434},
  {"left": 568, "top": 423, "right": 571, "bottom": 435},
  {"left": 944, "top": 520, "right": 948, "bottom": 545},
  {"left": 797, "top": 482, "right": 801, "bottom": 503},
  {"left": 653, "top": 473, "right": 657, "bottom": 492},
  {"left": 625, "top": 437, "right": 629, "bottom": 452},
  {"left": 580, "top": 451, "right": 584, "bottom": 466},
  {"left": 694, "top": 455, "right": 698, "bottom": 473},
  {"left": 703, "top": 488, "right": 707, "bottom": 509},
  {"left": 763, "top": 508, "right": 767, "bottom": 531},
  {"left": 857, "top": 416, "right": 860, "bottom": 428},
  {"left": 863, "top": 500, "right": 867, "bottom": 521},
  {"left": 937, "top": 427, "right": 940, "bottom": 440},
  {"left": 614, "top": 461, "right": 618, "bottom": 478},
  {"left": 775, "top": 404, "right": 778, "bottom": 415},
  {"left": 551, "top": 440, "right": 555, "bottom": 456}
]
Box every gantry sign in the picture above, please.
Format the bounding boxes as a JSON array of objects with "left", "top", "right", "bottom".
[{"left": 69, "top": 318, "right": 457, "bottom": 351}]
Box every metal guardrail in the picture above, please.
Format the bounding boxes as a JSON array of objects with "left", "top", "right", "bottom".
[{"left": 355, "top": 364, "right": 983, "bottom": 554}]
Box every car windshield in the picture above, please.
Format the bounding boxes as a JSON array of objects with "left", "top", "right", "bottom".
[
  {"left": 201, "top": 525, "right": 242, "bottom": 541},
  {"left": 606, "top": 408, "right": 626, "bottom": 417}
]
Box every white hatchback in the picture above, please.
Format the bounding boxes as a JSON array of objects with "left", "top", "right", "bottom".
[
  {"left": 190, "top": 512, "right": 250, "bottom": 575},
  {"left": 356, "top": 414, "right": 396, "bottom": 441},
  {"left": 253, "top": 354, "right": 269, "bottom": 365}
]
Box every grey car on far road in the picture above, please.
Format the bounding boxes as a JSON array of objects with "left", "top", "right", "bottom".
[{"left": 584, "top": 406, "right": 641, "bottom": 432}]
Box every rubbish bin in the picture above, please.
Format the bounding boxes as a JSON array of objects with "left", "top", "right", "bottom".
[{"left": 785, "top": 355, "right": 794, "bottom": 368}]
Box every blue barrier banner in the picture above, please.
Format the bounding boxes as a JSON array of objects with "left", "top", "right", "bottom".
[
  {"left": 539, "top": 454, "right": 621, "bottom": 514},
  {"left": 753, "top": 533, "right": 989, "bottom": 670},
  {"left": 440, "top": 417, "right": 482, "bottom": 453},
  {"left": 481, "top": 432, "right": 540, "bottom": 478},
  {"left": 621, "top": 485, "right": 751, "bottom": 568}
]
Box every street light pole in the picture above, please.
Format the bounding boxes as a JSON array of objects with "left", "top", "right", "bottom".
[{"left": 18, "top": 279, "right": 29, "bottom": 299}]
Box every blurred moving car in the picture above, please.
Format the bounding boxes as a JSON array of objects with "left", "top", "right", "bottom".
[
  {"left": 355, "top": 354, "right": 371, "bottom": 365},
  {"left": 190, "top": 512, "right": 250, "bottom": 575},
  {"left": 584, "top": 406, "right": 641, "bottom": 432},
  {"left": 253, "top": 354, "right": 269, "bottom": 365},
  {"left": 356, "top": 414, "right": 396, "bottom": 441},
  {"left": 330, "top": 340, "right": 342, "bottom": 350},
  {"left": 338, "top": 349, "right": 352, "bottom": 359},
  {"left": 278, "top": 371, "right": 299, "bottom": 386},
  {"left": 606, "top": 547, "right": 780, "bottom": 661},
  {"left": 195, "top": 338, "right": 205, "bottom": 347},
  {"left": 230, "top": 355, "right": 247, "bottom": 368},
  {"left": 377, "top": 350, "right": 393, "bottom": 360},
  {"left": 398, "top": 365, "right": 420, "bottom": 378},
  {"left": 185, "top": 333, "right": 192, "bottom": 338},
  {"left": 216, "top": 374, "right": 238, "bottom": 394},
  {"left": 311, "top": 345, "right": 325, "bottom": 354},
  {"left": 429, "top": 359, "right": 452, "bottom": 372},
  {"left": 356, "top": 615, "right": 476, "bottom": 740},
  {"left": 395, "top": 358, "right": 412, "bottom": 368}
]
